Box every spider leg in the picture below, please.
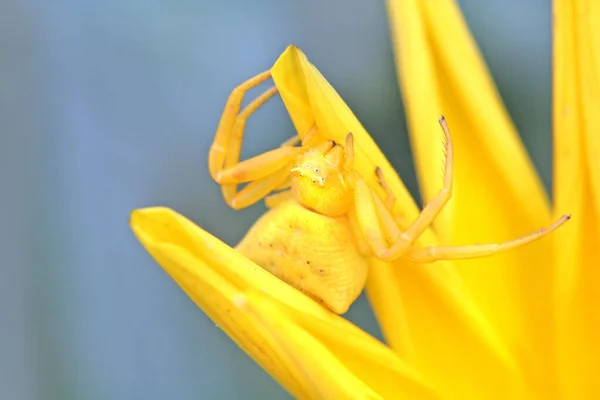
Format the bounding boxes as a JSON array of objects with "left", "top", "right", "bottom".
[
  {"left": 217, "top": 135, "right": 301, "bottom": 185},
  {"left": 301, "top": 125, "right": 319, "bottom": 148},
  {"left": 264, "top": 189, "right": 294, "bottom": 209},
  {"left": 209, "top": 70, "right": 302, "bottom": 209},
  {"left": 282, "top": 135, "right": 302, "bottom": 147},
  {"left": 227, "top": 166, "right": 291, "bottom": 210},
  {"left": 352, "top": 173, "right": 398, "bottom": 259},
  {"left": 347, "top": 209, "right": 372, "bottom": 256},
  {"left": 274, "top": 175, "right": 292, "bottom": 191},
  {"left": 404, "top": 214, "right": 570, "bottom": 262},
  {"left": 215, "top": 146, "right": 299, "bottom": 184},
  {"left": 209, "top": 70, "right": 273, "bottom": 178},
  {"left": 376, "top": 166, "right": 396, "bottom": 212},
  {"left": 379, "top": 116, "right": 453, "bottom": 259},
  {"left": 352, "top": 117, "right": 453, "bottom": 261},
  {"left": 353, "top": 117, "right": 570, "bottom": 263}
]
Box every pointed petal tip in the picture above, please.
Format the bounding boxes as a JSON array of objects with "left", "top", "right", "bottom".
[
  {"left": 130, "top": 207, "right": 167, "bottom": 236},
  {"left": 129, "top": 208, "right": 143, "bottom": 225},
  {"left": 129, "top": 207, "right": 197, "bottom": 252},
  {"left": 274, "top": 44, "right": 313, "bottom": 76},
  {"left": 285, "top": 43, "right": 301, "bottom": 53},
  {"left": 278, "top": 44, "right": 298, "bottom": 61},
  {"left": 130, "top": 206, "right": 174, "bottom": 224}
]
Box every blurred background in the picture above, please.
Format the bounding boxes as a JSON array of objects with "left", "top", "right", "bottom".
[{"left": 1, "top": 1, "right": 551, "bottom": 399}]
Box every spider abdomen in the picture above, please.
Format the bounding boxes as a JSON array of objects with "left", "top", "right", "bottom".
[{"left": 235, "top": 199, "right": 368, "bottom": 314}]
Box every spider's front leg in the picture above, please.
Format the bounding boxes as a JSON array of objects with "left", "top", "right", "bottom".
[
  {"left": 208, "top": 70, "right": 302, "bottom": 210},
  {"left": 352, "top": 117, "right": 570, "bottom": 263},
  {"left": 352, "top": 116, "right": 453, "bottom": 261}
]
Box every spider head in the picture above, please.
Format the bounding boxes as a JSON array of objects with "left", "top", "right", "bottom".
[{"left": 290, "top": 141, "right": 352, "bottom": 217}]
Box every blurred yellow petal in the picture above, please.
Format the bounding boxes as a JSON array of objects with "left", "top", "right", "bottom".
[
  {"left": 553, "top": 0, "right": 600, "bottom": 397},
  {"left": 388, "top": 0, "right": 558, "bottom": 393},
  {"left": 272, "top": 45, "right": 522, "bottom": 399},
  {"left": 130, "top": 207, "right": 435, "bottom": 399},
  {"left": 240, "top": 292, "right": 439, "bottom": 400}
]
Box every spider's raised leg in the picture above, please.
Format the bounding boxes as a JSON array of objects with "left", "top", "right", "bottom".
[
  {"left": 376, "top": 166, "right": 396, "bottom": 212},
  {"left": 226, "top": 167, "right": 293, "bottom": 210},
  {"left": 352, "top": 117, "right": 453, "bottom": 261},
  {"left": 353, "top": 117, "right": 570, "bottom": 263},
  {"left": 208, "top": 70, "right": 302, "bottom": 209},
  {"left": 403, "top": 214, "right": 570, "bottom": 262},
  {"left": 210, "top": 70, "right": 272, "bottom": 178}
]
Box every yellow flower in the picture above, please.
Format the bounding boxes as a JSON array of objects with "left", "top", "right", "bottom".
[
  {"left": 130, "top": 0, "right": 598, "bottom": 398},
  {"left": 387, "top": 0, "right": 599, "bottom": 398}
]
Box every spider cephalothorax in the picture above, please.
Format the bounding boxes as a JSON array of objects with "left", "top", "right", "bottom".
[{"left": 290, "top": 138, "right": 353, "bottom": 217}]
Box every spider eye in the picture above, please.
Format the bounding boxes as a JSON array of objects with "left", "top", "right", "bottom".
[{"left": 314, "top": 168, "right": 319, "bottom": 172}]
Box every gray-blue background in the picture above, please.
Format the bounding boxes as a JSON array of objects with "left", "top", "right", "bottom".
[{"left": 2, "top": 1, "right": 551, "bottom": 399}]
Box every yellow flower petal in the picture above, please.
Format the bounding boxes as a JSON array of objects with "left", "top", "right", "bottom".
[
  {"left": 387, "top": 0, "right": 559, "bottom": 393},
  {"left": 272, "top": 45, "right": 523, "bottom": 398},
  {"left": 130, "top": 207, "right": 310, "bottom": 398},
  {"left": 130, "top": 207, "right": 435, "bottom": 399},
  {"left": 271, "top": 45, "right": 421, "bottom": 226},
  {"left": 553, "top": 0, "right": 600, "bottom": 397},
  {"left": 239, "top": 292, "right": 439, "bottom": 400}
]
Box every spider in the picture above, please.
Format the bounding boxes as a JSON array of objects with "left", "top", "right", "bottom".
[{"left": 208, "top": 70, "right": 569, "bottom": 314}]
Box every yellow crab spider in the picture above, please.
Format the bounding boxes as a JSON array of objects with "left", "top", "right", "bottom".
[{"left": 208, "top": 70, "right": 570, "bottom": 314}]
